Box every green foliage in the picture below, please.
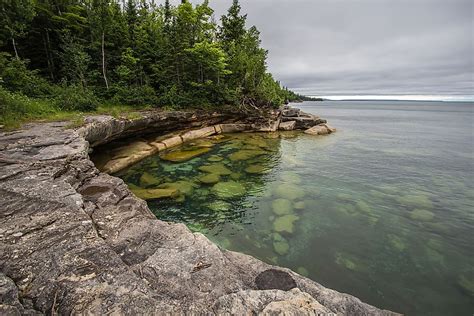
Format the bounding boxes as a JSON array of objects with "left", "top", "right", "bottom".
[
  {"left": 53, "top": 84, "right": 100, "bottom": 112},
  {"left": 0, "top": 0, "right": 304, "bottom": 117}
]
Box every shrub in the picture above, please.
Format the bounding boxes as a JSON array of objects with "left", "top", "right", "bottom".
[
  {"left": 111, "top": 85, "right": 158, "bottom": 107},
  {"left": 53, "top": 84, "right": 100, "bottom": 112}
]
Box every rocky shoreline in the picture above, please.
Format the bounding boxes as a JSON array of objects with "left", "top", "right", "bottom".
[{"left": 0, "top": 107, "right": 397, "bottom": 315}]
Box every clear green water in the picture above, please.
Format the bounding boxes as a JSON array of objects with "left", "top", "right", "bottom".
[{"left": 114, "top": 101, "right": 474, "bottom": 315}]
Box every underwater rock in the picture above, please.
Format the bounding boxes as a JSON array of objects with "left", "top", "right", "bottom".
[
  {"left": 272, "top": 199, "right": 293, "bottom": 215},
  {"left": 131, "top": 188, "right": 179, "bottom": 200},
  {"left": 410, "top": 209, "right": 435, "bottom": 222},
  {"left": 335, "top": 252, "right": 357, "bottom": 271},
  {"left": 336, "top": 193, "right": 353, "bottom": 202},
  {"left": 192, "top": 140, "right": 215, "bottom": 148},
  {"left": 280, "top": 171, "right": 302, "bottom": 184},
  {"left": 397, "top": 194, "right": 433, "bottom": 209},
  {"left": 208, "top": 155, "right": 224, "bottom": 162},
  {"left": 160, "top": 147, "right": 210, "bottom": 162},
  {"left": 199, "top": 163, "right": 232, "bottom": 176},
  {"left": 159, "top": 181, "right": 196, "bottom": 196},
  {"left": 272, "top": 199, "right": 294, "bottom": 215},
  {"left": 212, "top": 181, "right": 246, "bottom": 199},
  {"left": 273, "top": 233, "right": 290, "bottom": 256},
  {"left": 198, "top": 173, "right": 221, "bottom": 184},
  {"left": 140, "top": 172, "right": 161, "bottom": 187},
  {"left": 457, "top": 272, "right": 474, "bottom": 297},
  {"left": 229, "top": 149, "right": 266, "bottom": 161},
  {"left": 294, "top": 201, "right": 306, "bottom": 210},
  {"left": 245, "top": 165, "right": 267, "bottom": 174},
  {"left": 206, "top": 200, "right": 231, "bottom": 212},
  {"left": 274, "top": 184, "right": 305, "bottom": 200},
  {"left": 387, "top": 234, "right": 407, "bottom": 252},
  {"left": 230, "top": 172, "right": 242, "bottom": 180},
  {"left": 355, "top": 201, "right": 373, "bottom": 215},
  {"left": 273, "top": 214, "right": 299, "bottom": 234},
  {"left": 244, "top": 137, "right": 269, "bottom": 148}
]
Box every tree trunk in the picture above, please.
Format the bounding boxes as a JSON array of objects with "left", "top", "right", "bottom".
[
  {"left": 12, "top": 37, "right": 19, "bottom": 59},
  {"left": 101, "top": 32, "right": 109, "bottom": 89},
  {"left": 45, "top": 30, "right": 55, "bottom": 81}
]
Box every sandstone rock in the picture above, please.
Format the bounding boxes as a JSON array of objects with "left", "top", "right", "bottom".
[
  {"left": 198, "top": 173, "right": 221, "bottom": 184},
  {"left": 279, "top": 120, "right": 297, "bottom": 131},
  {"left": 160, "top": 135, "right": 183, "bottom": 148},
  {"left": 131, "top": 188, "right": 179, "bottom": 200},
  {"left": 181, "top": 126, "right": 217, "bottom": 142},
  {"left": 304, "top": 125, "right": 330, "bottom": 135}
]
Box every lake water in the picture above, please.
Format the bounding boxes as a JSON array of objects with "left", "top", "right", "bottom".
[{"left": 115, "top": 101, "right": 474, "bottom": 315}]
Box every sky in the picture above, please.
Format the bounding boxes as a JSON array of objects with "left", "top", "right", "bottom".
[{"left": 178, "top": 0, "right": 473, "bottom": 98}]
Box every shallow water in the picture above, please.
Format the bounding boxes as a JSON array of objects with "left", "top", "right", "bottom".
[{"left": 114, "top": 101, "right": 474, "bottom": 315}]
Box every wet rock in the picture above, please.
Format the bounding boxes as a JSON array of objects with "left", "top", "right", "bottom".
[
  {"left": 159, "top": 180, "right": 196, "bottom": 196},
  {"left": 273, "top": 214, "right": 299, "bottom": 234},
  {"left": 228, "top": 149, "right": 266, "bottom": 161},
  {"left": 160, "top": 147, "right": 210, "bottom": 162},
  {"left": 274, "top": 183, "right": 305, "bottom": 200},
  {"left": 212, "top": 181, "right": 246, "bottom": 199},
  {"left": 272, "top": 199, "right": 294, "bottom": 215},
  {"left": 198, "top": 173, "right": 221, "bottom": 184},
  {"left": 208, "top": 155, "right": 223, "bottom": 162},
  {"left": 410, "top": 209, "right": 435, "bottom": 222},
  {"left": 273, "top": 233, "right": 290, "bottom": 256},
  {"left": 255, "top": 269, "right": 297, "bottom": 290},
  {"left": 130, "top": 188, "right": 179, "bottom": 200},
  {"left": 140, "top": 172, "right": 161, "bottom": 187},
  {"left": 199, "top": 163, "right": 232, "bottom": 176},
  {"left": 244, "top": 164, "right": 267, "bottom": 174},
  {"left": 304, "top": 125, "right": 330, "bottom": 135}
]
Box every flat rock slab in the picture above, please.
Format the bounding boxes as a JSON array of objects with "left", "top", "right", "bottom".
[{"left": 0, "top": 112, "right": 398, "bottom": 315}]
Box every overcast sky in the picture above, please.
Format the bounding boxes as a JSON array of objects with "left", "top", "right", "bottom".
[{"left": 180, "top": 0, "right": 473, "bottom": 97}]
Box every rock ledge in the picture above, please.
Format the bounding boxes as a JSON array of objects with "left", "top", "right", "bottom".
[{"left": 0, "top": 110, "right": 398, "bottom": 315}]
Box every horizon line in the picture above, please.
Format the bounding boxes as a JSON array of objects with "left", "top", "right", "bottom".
[{"left": 308, "top": 95, "right": 474, "bottom": 102}]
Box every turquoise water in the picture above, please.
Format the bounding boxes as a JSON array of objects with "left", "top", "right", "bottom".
[{"left": 115, "top": 101, "right": 474, "bottom": 315}]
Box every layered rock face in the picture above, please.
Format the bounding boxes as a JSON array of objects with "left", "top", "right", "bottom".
[
  {"left": 278, "top": 105, "right": 336, "bottom": 132},
  {"left": 0, "top": 111, "right": 397, "bottom": 315}
]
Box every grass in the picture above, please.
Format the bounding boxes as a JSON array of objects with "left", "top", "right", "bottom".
[{"left": 0, "top": 88, "right": 152, "bottom": 130}]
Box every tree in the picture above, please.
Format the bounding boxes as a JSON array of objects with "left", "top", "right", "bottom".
[{"left": 0, "top": 0, "right": 35, "bottom": 59}]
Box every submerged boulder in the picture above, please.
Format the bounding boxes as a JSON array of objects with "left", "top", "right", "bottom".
[
  {"left": 198, "top": 173, "right": 221, "bottom": 184},
  {"left": 272, "top": 199, "right": 294, "bottom": 215},
  {"left": 160, "top": 147, "right": 210, "bottom": 162},
  {"left": 212, "top": 181, "right": 246, "bottom": 199},
  {"left": 229, "top": 149, "right": 267, "bottom": 161},
  {"left": 410, "top": 209, "right": 435, "bottom": 222},
  {"left": 140, "top": 172, "right": 161, "bottom": 187},
  {"left": 244, "top": 164, "right": 267, "bottom": 174},
  {"left": 304, "top": 125, "right": 330, "bottom": 135},
  {"left": 274, "top": 183, "right": 305, "bottom": 200},
  {"left": 131, "top": 187, "right": 179, "bottom": 200},
  {"left": 273, "top": 214, "right": 299, "bottom": 234},
  {"left": 199, "top": 163, "right": 232, "bottom": 176}
]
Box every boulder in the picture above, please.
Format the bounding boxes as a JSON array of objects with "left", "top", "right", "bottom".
[
  {"left": 304, "top": 125, "right": 330, "bottom": 135},
  {"left": 281, "top": 115, "right": 327, "bottom": 129},
  {"left": 218, "top": 124, "right": 252, "bottom": 133},
  {"left": 278, "top": 121, "right": 296, "bottom": 131},
  {"left": 282, "top": 107, "right": 300, "bottom": 117}
]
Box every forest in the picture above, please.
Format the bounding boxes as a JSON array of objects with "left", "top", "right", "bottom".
[{"left": 0, "top": 0, "right": 305, "bottom": 128}]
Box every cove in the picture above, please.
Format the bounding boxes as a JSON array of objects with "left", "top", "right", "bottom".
[{"left": 111, "top": 101, "right": 474, "bottom": 316}]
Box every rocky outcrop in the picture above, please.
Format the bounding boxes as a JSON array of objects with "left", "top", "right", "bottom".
[
  {"left": 0, "top": 111, "right": 397, "bottom": 315},
  {"left": 278, "top": 105, "right": 328, "bottom": 130},
  {"left": 305, "top": 124, "right": 337, "bottom": 135}
]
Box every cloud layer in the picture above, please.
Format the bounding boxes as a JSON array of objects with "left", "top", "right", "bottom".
[{"left": 183, "top": 0, "right": 473, "bottom": 96}]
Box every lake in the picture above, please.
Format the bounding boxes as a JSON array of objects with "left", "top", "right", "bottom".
[{"left": 116, "top": 100, "right": 474, "bottom": 315}]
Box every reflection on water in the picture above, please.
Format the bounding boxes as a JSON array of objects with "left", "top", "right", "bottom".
[{"left": 115, "top": 101, "right": 474, "bottom": 316}]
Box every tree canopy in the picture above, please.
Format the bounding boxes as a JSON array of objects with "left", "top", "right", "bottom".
[{"left": 0, "top": 0, "right": 304, "bottom": 112}]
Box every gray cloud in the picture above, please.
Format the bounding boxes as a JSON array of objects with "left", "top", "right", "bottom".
[{"left": 183, "top": 0, "right": 474, "bottom": 96}]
